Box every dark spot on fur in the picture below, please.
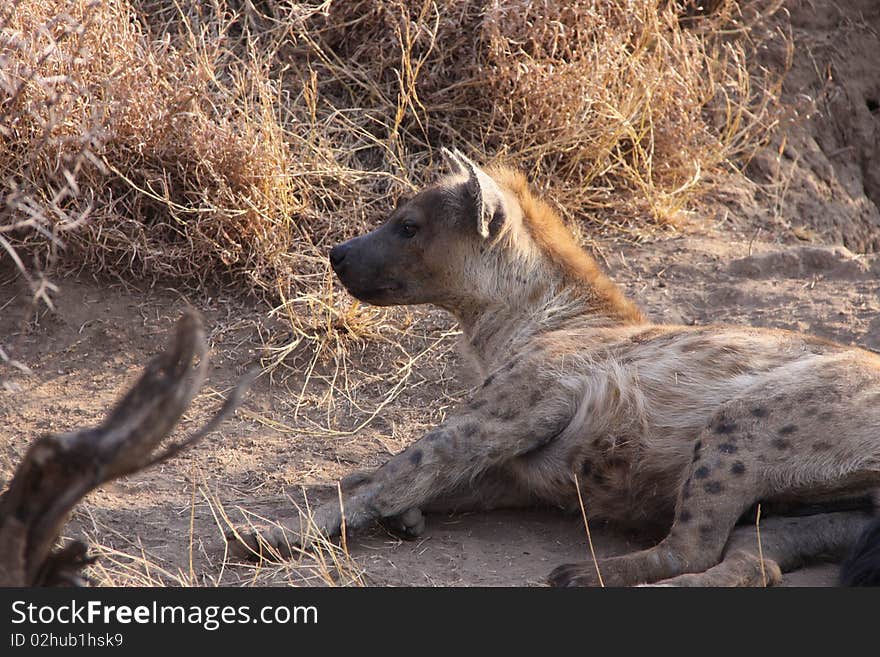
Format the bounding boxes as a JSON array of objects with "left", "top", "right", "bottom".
[
  {"left": 772, "top": 437, "right": 791, "bottom": 450},
  {"left": 409, "top": 449, "right": 423, "bottom": 466},
  {"left": 679, "top": 509, "right": 692, "bottom": 523},
  {"left": 818, "top": 411, "right": 834, "bottom": 422},
  {"left": 704, "top": 481, "right": 724, "bottom": 494},
  {"left": 718, "top": 443, "right": 738, "bottom": 454},
  {"left": 492, "top": 407, "right": 517, "bottom": 421},
  {"left": 804, "top": 406, "right": 817, "bottom": 417},
  {"left": 680, "top": 338, "right": 713, "bottom": 353},
  {"left": 731, "top": 461, "right": 746, "bottom": 476},
  {"left": 698, "top": 524, "right": 714, "bottom": 544},
  {"left": 581, "top": 460, "right": 593, "bottom": 477},
  {"left": 714, "top": 420, "right": 738, "bottom": 435},
  {"left": 468, "top": 398, "right": 487, "bottom": 411},
  {"left": 694, "top": 465, "right": 711, "bottom": 479},
  {"left": 530, "top": 389, "right": 542, "bottom": 405},
  {"left": 750, "top": 407, "right": 769, "bottom": 418},
  {"left": 682, "top": 479, "right": 692, "bottom": 500},
  {"left": 426, "top": 429, "right": 447, "bottom": 443},
  {"left": 796, "top": 390, "right": 817, "bottom": 403},
  {"left": 813, "top": 441, "right": 832, "bottom": 451},
  {"left": 462, "top": 422, "right": 479, "bottom": 438},
  {"left": 778, "top": 424, "right": 798, "bottom": 436}
]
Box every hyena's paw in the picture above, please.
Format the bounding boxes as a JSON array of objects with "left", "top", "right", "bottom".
[
  {"left": 379, "top": 508, "right": 426, "bottom": 540},
  {"left": 226, "top": 505, "right": 344, "bottom": 562},
  {"left": 225, "top": 524, "right": 302, "bottom": 562},
  {"left": 547, "top": 562, "right": 606, "bottom": 587}
]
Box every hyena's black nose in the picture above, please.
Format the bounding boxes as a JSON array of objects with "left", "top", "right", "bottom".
[{"left": 329, "top": 243, "right": 348, "bottom": 269}]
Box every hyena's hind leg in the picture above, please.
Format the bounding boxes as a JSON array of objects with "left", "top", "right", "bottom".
[
  {"left": 650, "top": 510, "right": 871, "bottom": 587},
  {"left": 550, "top": 418, "right": 764, "bottom": 586},
  {"left": 551, "top": 375, "right": 880, "bottom": 587}
]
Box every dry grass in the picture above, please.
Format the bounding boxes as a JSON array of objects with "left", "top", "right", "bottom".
[
  {"left": 2, "top": 0, "right": 786, "bottom": 322},
  {"left": 2, "top": 0, "right": 298, "bottom": 292},
  {"left": 77, "top": 477, "right": 367, "bottom": 587},
  {"left": 291, "top": 0, "right": 786, "bottom": 226}
]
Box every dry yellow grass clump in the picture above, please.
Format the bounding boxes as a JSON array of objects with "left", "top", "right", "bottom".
[
  {"left": 2, "top": 0, "right": 784, "bottom": 325},
  {"left": 302, "top": 0, "right": 784, "bottom": 226},
  {"left": 1, "top": 0, "right": 298, "bottom": 296}
]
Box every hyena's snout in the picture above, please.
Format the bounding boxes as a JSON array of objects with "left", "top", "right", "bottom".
[
  {"left": 328, "top": 233, "right": 404, "bottom": 306},
  {"left": 328, "top": 240, "right": 350, "bottom": 273},
  {"left": 328, "top": 237, "right": 361, "bottom": 295},
  {"left": 329, "top": 235, "right": 371, "bottom": 287}
]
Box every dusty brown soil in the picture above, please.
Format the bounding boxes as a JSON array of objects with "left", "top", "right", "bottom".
[{"left": 1, "top": 0, "right": 878, "bottom": 587}]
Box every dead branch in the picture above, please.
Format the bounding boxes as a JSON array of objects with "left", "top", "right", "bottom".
[{"left": 0, "top": 309, "right": 251, "bottom": 586}]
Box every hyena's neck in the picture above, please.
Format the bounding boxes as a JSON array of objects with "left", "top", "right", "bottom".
[
  {"left": 456, "top": 276, "right": 643, "bottom": 376},
  {"left": 454, "top": 166, "right": 645, "bottom": 375}
]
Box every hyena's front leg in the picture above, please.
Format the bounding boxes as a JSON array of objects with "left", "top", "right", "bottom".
[
  {"left": 373, "top": 466, "right": 529, "bottom": 539},
  {"left": 229, "top": 389, "right": 570, "bottom": 559},
  {"left": 321, "top": 405, "right": 568, "bottom": 531}
]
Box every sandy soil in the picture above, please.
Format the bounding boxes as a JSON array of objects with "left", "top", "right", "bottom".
[{"left": 1, "top": 0, "right": 878, "bottom": 587}]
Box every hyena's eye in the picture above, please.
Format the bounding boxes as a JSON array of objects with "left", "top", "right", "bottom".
[{"left": 399, "top": 220, "right": 419, "bottom": 238}]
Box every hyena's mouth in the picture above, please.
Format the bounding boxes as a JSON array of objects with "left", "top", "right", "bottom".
[{"left": 343, "top": 282, "right": 404, "bottom": 305}]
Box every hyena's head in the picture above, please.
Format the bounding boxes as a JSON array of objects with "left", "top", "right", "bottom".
[{"left": 329, "top": 148, "right": 523, "bottom": 312}]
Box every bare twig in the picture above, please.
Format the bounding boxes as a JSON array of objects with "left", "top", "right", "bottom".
[{"left": 0, "top": 310, "right": 251, "bottom": 586}]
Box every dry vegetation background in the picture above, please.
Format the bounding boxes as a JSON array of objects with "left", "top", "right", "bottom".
[
  {"left": 9, "top": 0, "right": 867, "bottom": 586},
  {"left": 2, "top": 0, "right": 784, "bottom": 339}
]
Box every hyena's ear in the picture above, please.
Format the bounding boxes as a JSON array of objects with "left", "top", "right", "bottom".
[{"left": 441, "top": 147, "right": 504, "bottom": 239}]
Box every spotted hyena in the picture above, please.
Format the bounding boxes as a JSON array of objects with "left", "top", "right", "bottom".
[{"left": 234, "top": 149, "right": 880, "bottom": 586}]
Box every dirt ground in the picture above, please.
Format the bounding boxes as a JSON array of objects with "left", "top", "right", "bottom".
[{"left": 1, "top": 0, "right": 878, "bottom": 587}]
